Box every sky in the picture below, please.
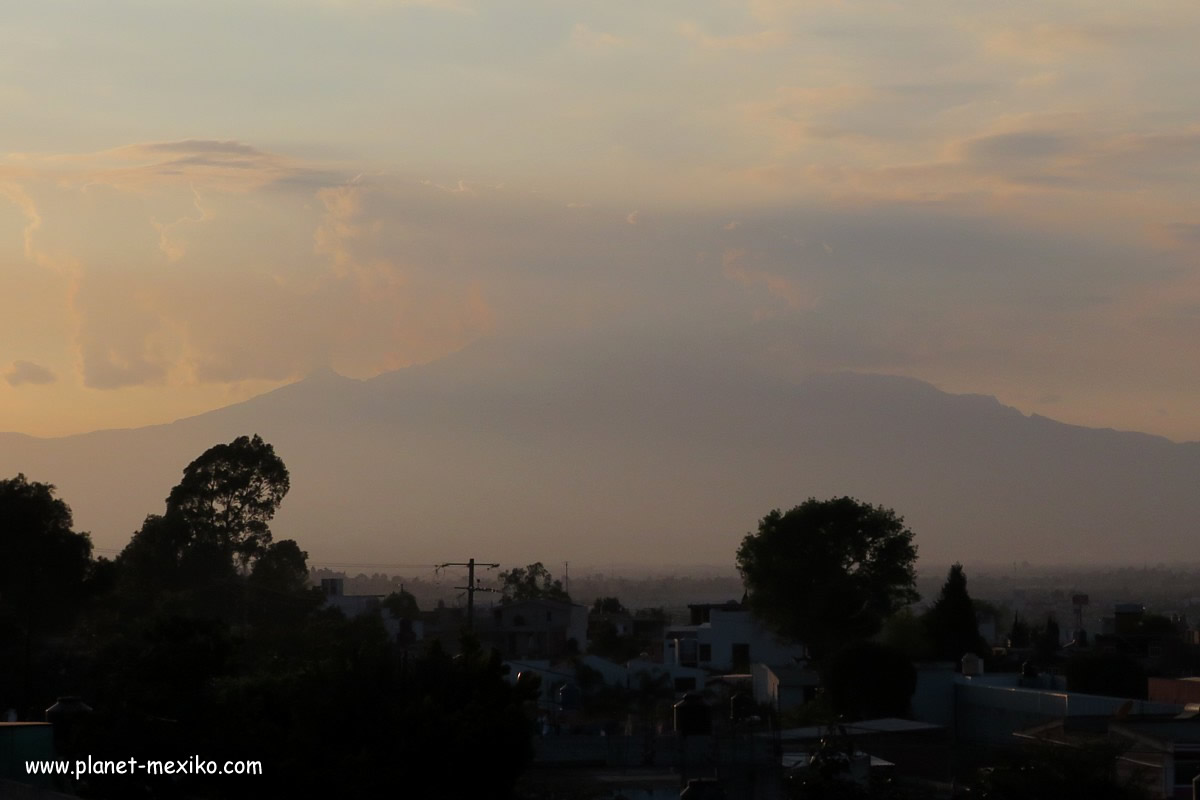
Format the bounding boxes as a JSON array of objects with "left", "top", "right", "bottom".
[{"left": 3, "top": 0, "right": 1200, "bottom": 441}]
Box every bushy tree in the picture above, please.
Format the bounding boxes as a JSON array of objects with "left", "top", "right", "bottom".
[
  {"left": 19, "top": 442, "right": 543, "bottom": 798},
  {"left": 116, "top": 435, "right": 293, "bottom": 617},
  {"left": 497, "top": 562, "right": 570, "bottom": 604},
  {"left": 0, "top": 474, "right": 94, "bottom": 633},
  {"left": 592, "top": 596, "right": 627, "bottom": 615},
  {"left": 382, "top": 589, "right": 420, "bottom": 619},
  {"left": 250, "top": 539, "right": 310, "bottom": 594},
  {"left": 880, "top": 607, "right": 932, "bottom": 661},
  {"left": 737, "top": 497, "right": 919, "bottom": 661},
  {"left": 0, "top": 475, "right": 95, "bottom": 717},
  {"left": 165, "top": 434, "right": 289, "bottom": 568}
]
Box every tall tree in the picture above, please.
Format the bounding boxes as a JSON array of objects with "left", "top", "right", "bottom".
[
  {"left": 116, "top": 436, "right": 291, "bottom": 618},
  {"left": 922, "top": 563, "right": 988, "bottom": 662},
  {"left": 165, "top": 434, "right": 289, "bottom": 568},
  {"left": 736, "top": 497, "right": 919, "bottom": 661}
]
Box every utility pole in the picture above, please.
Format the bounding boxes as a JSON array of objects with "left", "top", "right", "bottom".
[{"left": 439, "top": 558, "right": 499, "bottom": 630}]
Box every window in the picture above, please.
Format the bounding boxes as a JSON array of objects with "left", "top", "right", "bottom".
[
  {"left": 698, "top": 644, "right": 712, "bottom": 662},
  {"left": 732, "top": 643, "right": 750, "bottom": 667},
  {"left": 513, "top": 615, "right": 526, "bottom": 627}
]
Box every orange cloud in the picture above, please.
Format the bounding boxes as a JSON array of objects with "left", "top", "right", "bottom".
[{"left": 721, "top": 248, "right": 819, "bottom": 313}]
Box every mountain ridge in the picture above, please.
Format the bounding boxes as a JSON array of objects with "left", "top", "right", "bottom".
[{"left": 2, "top": 337, "right": 1195, "bottom": 567}]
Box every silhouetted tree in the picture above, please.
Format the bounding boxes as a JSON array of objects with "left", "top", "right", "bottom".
[
  {"left": 736, "top": 497, "right": 919, "bottom": 661},
  {"left": 1008, "top": 611, "right": 1031, "bottom": 648},
  {"left": 588, "top": 622, "right": 645, "bottom": 663},
  {"left": 497, "top": 562, "right": 571, "bottom": 604},
  {"left": 922, "top": 563, "right": 988, "bottom": 662},
  {"left": 22, "top": 443, "right": 543, "bottom": 798},
  {"left": 0, "top": 474, "right": 94, "bottom": 633},
  {"left": 382, "top": 588, "right": 420, "bottom": 619},
  {"left": 115, "top": 513, "right": 240, "bottom": 619},
  {"left": 880, "top": 607, "right": 932, "bottom": 661},
  {"left": 249, "top": 539, "right": 310, "bottom": 594},
  {"left": 115, "top": 436, "right": 291, "bottom": 618},
  {"left": 592, "top": 596, "right": 627, "bottom": 615},
  {"left": 165, "top": 434, "right": 289, "bottom": 568},
  {"left": 0, "top": 474, "right": 94, "bottom": 717}
]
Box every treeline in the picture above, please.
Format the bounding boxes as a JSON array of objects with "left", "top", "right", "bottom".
[
  {"left": 0, "top": 435, "right": 535, "bottom": 799},
  {"left": 316, "top": 568, "right": 747, "bottom": 622}
]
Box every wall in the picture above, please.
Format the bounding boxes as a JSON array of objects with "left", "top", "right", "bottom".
[
  {"left": 666, "top": 612, "right": 806, "bottom": 672},
  {"left": 953, "top": 680, "right": 1183, "bottom": 744}
]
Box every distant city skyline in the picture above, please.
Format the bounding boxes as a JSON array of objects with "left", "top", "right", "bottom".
[{"left": 3, "top": 1, "right": 1200, "bottom": 441}]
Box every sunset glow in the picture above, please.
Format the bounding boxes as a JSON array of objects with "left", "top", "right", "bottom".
[{"left": 3, "top": 0, "right": 1200, "bottom": 440}]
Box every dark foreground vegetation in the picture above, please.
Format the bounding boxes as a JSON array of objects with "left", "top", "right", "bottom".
[{"left": 0, "top": 435, "right": 535, "bottom": 799}]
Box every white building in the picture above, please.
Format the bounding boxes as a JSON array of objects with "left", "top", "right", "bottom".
[{"left": 663, "top": 602, "right": 808, "bottom": 672}]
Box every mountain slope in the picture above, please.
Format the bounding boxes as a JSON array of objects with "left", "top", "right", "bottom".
[{"left": 2, "top": 338, "right": 1196, "bottom": 567}]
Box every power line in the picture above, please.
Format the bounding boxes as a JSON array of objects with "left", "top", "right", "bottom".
[
  {"left": 309, "top": 562, "right": 440, "bottom": 570},
  {"left": 438, "top": 558, "right": 500, "bottom": 630}
]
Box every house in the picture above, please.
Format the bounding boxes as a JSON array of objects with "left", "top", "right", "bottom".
[
  {"left": 502, "top": 659, "right": 578, "bottom": 713},
  {"left": 624, "top": 657, "right": 707, "bottom": 694},
  {"left": 588, "top": 607, "right": 670, "bottom": 662},
  {"left": 1016, "top": 713, "right": 1200, "bottom": 800},
  {"left": 488, "top": 598, "right": 588, "bottom": 661},
  {"left": 1108, "top": 716, "right": 1200, "bottom": 799},
  {"left": 752, "top": 663, "right": 820, "bottom": 711},
  {"left": 320, "top": 577, "right": 380, "bottom": 617},
  {"left": 321, "top": 577, "right": 424, "bottom": 645},
  {"left": 416, "top": 602, "right": 472, "bottom": 653},
  {"left": 663, "top": 601, "right": 807, "bottom": 672},
  {"left": 912, "top": 665, "right": 1183, "bottom": 745}
]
